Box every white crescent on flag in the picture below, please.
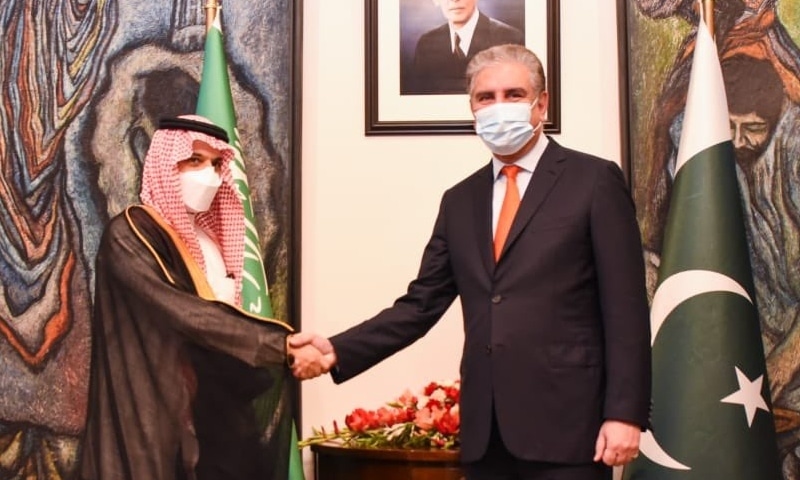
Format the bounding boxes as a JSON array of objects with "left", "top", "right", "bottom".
[
  {"left": 640, "top": 269, "right": 752, "bottom": 470},
  {"left": 650, "top": 269, "right": 752, "bottom": 345}
]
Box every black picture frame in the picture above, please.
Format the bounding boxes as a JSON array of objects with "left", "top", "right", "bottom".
[
  {"left": 616, "top": 0, "right": 631, "bottom": 183},
  {"left": 290, "top": 0, "right": 304, "bottom": 435},
  {"left": 365, "top": 0, "right": 561, "bottom": 135},
  {"left": 290, "top": 0, "right": 303, "bottom": 331}
]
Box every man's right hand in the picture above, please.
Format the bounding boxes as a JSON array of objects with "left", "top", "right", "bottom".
[{"left": 288, "top": 332, "right": 337, "bottom": 380}]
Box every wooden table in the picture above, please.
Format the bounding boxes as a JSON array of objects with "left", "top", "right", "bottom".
[{"left": 311, "top": 443, "right": 464, "bottom": 480}]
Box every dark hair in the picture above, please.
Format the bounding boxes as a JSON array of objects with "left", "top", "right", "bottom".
[{"left": 723, "top": 55, "right": 784, "bottom": 126}]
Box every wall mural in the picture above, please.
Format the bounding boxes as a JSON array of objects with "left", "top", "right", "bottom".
[
  {"left": 0, "top": 0, "right": 298, "bottom": 477},
  {"left": 623, "top": 0, "right": 800, "bottom": 477}
]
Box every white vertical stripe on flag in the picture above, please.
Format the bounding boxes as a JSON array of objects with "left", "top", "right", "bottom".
[{"left": 675, "top": 13, "right": 731, "bottom": 173}]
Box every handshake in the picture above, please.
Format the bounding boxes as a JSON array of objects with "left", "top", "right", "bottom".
[{"left": 286, "top": 332, "right": 337, "bottom": 380}]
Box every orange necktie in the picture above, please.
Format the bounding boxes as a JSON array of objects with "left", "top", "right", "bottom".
[{"left": 494, "top": 165, "right": 521, "bottom": 261}]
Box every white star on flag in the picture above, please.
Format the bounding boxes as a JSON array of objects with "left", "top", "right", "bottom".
[{"left": 720, "top": 367, "right": 770, "bottom": 427}]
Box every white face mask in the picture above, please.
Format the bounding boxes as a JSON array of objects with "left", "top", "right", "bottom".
[
  {"left": 179, "top": 166, "right": 222, "bottom": 213},
  {"left": 474, "top": 100, "right": 541, "bottom": 156}
]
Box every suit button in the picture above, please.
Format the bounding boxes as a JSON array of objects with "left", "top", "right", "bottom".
[
  {"left": 486, "top": 345, "right": 492, "bottom": 354},
  {"left": 491, "top": 295, "right": 502, "bottom": 304}
]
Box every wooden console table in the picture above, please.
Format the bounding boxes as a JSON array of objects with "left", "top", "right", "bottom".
[{"left": 311, "top": 443, "right": 464, "bottom": 480}]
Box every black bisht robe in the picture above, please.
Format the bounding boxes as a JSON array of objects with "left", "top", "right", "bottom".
[{"left": 80, "top": 206, "right": 294, "bottom": 480}]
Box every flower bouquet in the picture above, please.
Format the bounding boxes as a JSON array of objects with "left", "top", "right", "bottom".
[{"left": 300, "top": 379, "right": 460, "bottom": 450}]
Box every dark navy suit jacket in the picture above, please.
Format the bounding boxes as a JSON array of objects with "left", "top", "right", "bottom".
[{"left": 330, "top": 139, "right": 652, "bottom": 464}]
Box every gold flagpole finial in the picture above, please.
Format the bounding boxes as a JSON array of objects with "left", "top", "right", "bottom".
[{"left": 204, "top": 0, "right": 220, "bottom": 33}]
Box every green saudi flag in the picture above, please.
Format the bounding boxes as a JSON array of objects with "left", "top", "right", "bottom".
[
  {"left": 196, "top": 11, "right": 306, "bottom": 480},
  {"left": 622, "top": 12, "right": 781, "bottom": 480}
]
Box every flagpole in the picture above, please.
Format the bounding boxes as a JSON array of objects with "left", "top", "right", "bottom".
[
  {"left": 204, "top": 0, "right": 219, "bottom": 33},
  {"left": 703, "top": 0, "right": 715, "bottom": 38}
]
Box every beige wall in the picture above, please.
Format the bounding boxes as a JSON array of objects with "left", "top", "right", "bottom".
[{"left": 300, "top": 0, "right": 623, "bottom": 476}]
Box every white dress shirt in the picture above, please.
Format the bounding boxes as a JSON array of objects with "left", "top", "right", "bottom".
[{"left": 491, "top": 135, "right": 549, "bottom": 236}]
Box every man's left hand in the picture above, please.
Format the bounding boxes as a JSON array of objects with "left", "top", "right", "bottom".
[{"left": 593, "top": 420, "right": 641, "bottom": 466}]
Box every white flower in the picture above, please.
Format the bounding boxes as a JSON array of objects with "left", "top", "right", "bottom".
[{"left": 429, "top": 388, "right": 447, "bottom": 403}]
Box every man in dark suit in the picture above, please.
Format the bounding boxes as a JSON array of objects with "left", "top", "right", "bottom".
[
  {"left": 293, "top": 44, "right": 651, "bottom": 480},
  {"left": 404, "top": 0, "right": 524, "bottom": 94}
]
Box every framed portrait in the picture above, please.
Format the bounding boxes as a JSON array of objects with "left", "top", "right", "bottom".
[{"left": 365, "top": 0, "right": 561, "bottom": 135}]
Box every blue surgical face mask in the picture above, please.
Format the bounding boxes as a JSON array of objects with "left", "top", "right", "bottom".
[{"left": 474, "top": 99, "right": 541, "bottom": 156}]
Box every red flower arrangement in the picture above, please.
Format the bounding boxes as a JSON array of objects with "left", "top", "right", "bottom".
[{"left": 299, "top": 379, "right": 460, "bottom": 450}]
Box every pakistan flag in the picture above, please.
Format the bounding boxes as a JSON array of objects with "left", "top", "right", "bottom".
[{"left": 622, "top": 10, "right": 781, "bottom": 480}]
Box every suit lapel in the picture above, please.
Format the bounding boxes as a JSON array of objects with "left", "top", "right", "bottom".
[
  {"left": 497, "top": 140, "right": 566, "bottom": 262},
  {"left": 471, "top": 163, "right": 496, "bottom": 277},
  {"left": 468, "top": 13, "right": 491, "bottom": 56}
]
